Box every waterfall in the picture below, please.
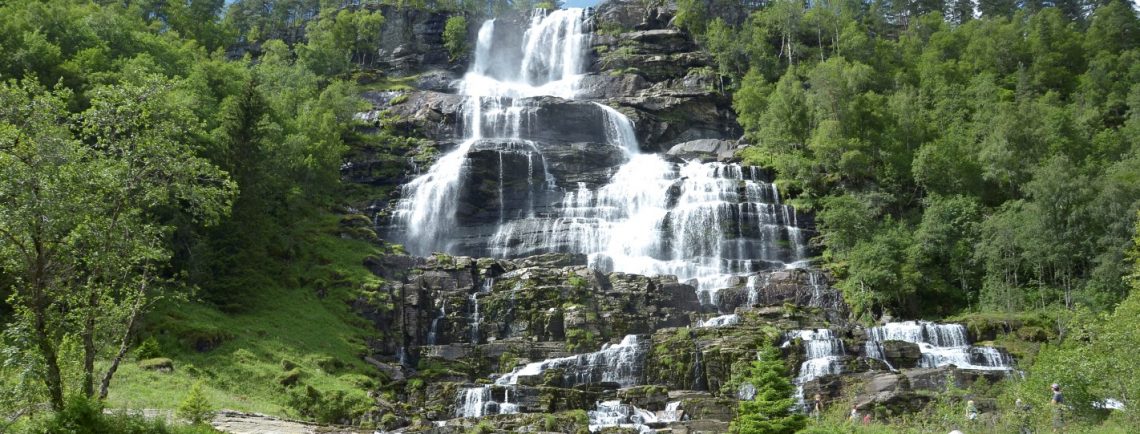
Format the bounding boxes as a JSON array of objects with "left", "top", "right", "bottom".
[
  {"left": 455, "top": 335, "right": 647, "bottom": 420},
  {"left": 783, "top": 329, "right": 846, "bottom": 411},
  {"left": 494, "top": 334, "right": 646, "bottom": 387},
  {"left": 587, "top": 400, "right": 657, "bottom": 434},
  {"left": 659, "top": 401, "right": 682, "bottom": 423},
  {"left": 390, "top": 8, "right": 813, "bottom": 300},
  {"left": 427, "top": 301, "right": 446, "bottom": 345},
  {"left": 864, "top": 321, "right": 1013, "bottom": 371},
  {"left": 697, "top": 314, "right": 740, "bottom": 328}
]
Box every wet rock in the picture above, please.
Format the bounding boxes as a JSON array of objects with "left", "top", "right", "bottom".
[
  {"left": 666, "top": 139, "right": 737, "bottom": 162},
  {"left": 877, "top": 340, "right": 922, "bottom": 369},
  {"left": 415, "top": 69, "right": 461, "bottom": 92}
]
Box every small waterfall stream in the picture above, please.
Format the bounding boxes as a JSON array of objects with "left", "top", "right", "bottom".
[
  {"left": 782, "top": 329, "right": 847, "bottom": 411},
  {"left": 456, "top": 335, "right": 648, "bottom": 418},
  {"left": 864, "top": 321, "right": 1013, "bottom": 370}
]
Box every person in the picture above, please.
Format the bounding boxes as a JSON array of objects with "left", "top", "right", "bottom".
[
  {"left": 966, "top": 399, "right": 979, "bottom": 421},
  {"left": 849, "top": 405, "right": 859, "bottom": 422},
  {"left": 1051, "top": 383, "right": 1065, "bottom": 432},
  {"left": 862, "top": 413, "right": 872, "bottom": 425},
  {"left": 811, "top": 394, "right": 823, "bottom": 420}
]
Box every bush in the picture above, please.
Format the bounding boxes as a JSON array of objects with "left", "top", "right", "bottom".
[
  {"left": 287, "top": 385, "right": 371, "bottom": 424},
  {"left": 135, "top": 336, "right": 163, "bottom": 360},
  {"left": 443, "top": 16, "right": 468, "bottom": 61},
  {"left": 34, "top": 396, "right": 219, "bottom": 434},
  {"left": 467, "top": 420, "right": 494, "bottom": 434},
  {"left": 177, "top": 382, "right": 215, "bottom": 425}
]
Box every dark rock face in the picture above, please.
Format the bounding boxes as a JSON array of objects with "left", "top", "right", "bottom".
[
  {"left": 375, "top": 6, "right": 455, "bottom": 74},
  {"left": 876, "top": 340, "right": 922, "bottom": 369},
  {"left": 666, "top": 139, "right": 739, "bottom": 162},
  {"left": 617, "top": 93, "right": 742, "bottom": 153}
]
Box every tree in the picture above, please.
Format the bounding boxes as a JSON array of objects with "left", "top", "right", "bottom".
[
  {"left": 177, "top": 382, "right": 215, "bottom": 424},
  {"left": 443, "top": 15, "right": 468, "bottom": 62},
  {"left": 729, "top": 347, "right": 806, "bottom": 434},
  {"left": 0, "top": 76, "right": 234, "bottom": 410}
]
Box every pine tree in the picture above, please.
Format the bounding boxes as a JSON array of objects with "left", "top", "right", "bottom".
[
  {"left": 177, "top": 382, "right": 215, "bottom": 425},
  {"left": 730, "top": 347, "right": 806, "bottom": 434}
]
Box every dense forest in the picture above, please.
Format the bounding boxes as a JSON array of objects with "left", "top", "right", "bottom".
[
  {"left": 675, "top": 0, "right": 1140, "bottom": 319},
  {"left": 1, "top": 0, "right": 1139, "bottom": 432}
]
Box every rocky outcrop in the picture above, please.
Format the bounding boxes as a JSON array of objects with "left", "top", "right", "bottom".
[
  {"left": 666, "top": 139, "right": 740, "bottom": 162},
  {"left": 374, "top": 6, "right": 456, "bottom": 74},
  {"left": 875, "top": 340, "right": 922, "bottom": 370}
]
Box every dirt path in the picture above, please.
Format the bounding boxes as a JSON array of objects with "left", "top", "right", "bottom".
[{"left": 210, "top": 410, "right": 373, "bottom": 434}]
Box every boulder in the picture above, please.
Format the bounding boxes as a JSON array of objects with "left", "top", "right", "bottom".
[
  {"left": 415, "top": 69, "right": 460, "bottom": 92},
  {"left": 666, "top": 139, "right": 737, "bottom": 162},
  {"left": 876, "top": 340, "right": 922, "bottom": 369},
  {"left": 623, "top": 29, "right": 697, "bottom": 55}
]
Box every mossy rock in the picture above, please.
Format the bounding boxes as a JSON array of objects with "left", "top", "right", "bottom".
[
  {"left": 138, "top": 357, "right": 174, "bottom": 372},
  {"left": 278, "top": 368, "right": 303, "bottom": 387},
  {"left": 1015, "top": 326, "right": 1051, "bottom": 342}
]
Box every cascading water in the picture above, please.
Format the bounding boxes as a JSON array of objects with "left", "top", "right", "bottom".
[
  {"left": 783, "top": 329, "right": 847, "bottom": 411},
  {"left": 456, "top": 335, "right": 647, "bottom": 419},
  {"left": 587, "top": 400, "right": 657, "bottom": 434},
  {"left": 495, "top": 334, "right": 646, "bottom": 387},
  {"left": 427, "top": 302, "right": 446, "bottom": 345},
  {"left": 390, "top": 8, "right": 812, "bottom": 303},
  {"left": 697, "top": 314, "right": 740, "bottom": 328},
  {"left": 864, "top": 321, "right": 1013, "bottom": 371}
]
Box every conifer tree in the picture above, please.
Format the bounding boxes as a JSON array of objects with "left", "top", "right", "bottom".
[{"left": 730, "top": 347, "right": 806, "bottom": 434}]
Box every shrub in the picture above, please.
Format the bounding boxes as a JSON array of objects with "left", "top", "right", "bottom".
[
  {"left": 177, "top": 382, "right": 215, "bottom": 425},
  {"left": 443, "top": 16, "right": 468, "bottom": 61},
  {"left": 467, "top": 420, "right": 494, "bottom": 434},
  {"left": 135, "top": 336, "right": 162, "bottom": 360},
  {"left": 33, "top": 396, "right": 219, "bottom": 434},
  {"left": 287, "top": 385, "right": 371, "bottom": 424}
]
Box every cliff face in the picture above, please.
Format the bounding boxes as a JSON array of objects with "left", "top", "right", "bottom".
[{"left": 344, "top": 3, "right": 1020, "bottom": 432}]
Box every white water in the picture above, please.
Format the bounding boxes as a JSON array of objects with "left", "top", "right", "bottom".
[
  {"left": 391, "top": 8, "right": 811, "bottom": 303},
  {"left": 587, "top": 400, "right": 657, "bottom": 433},
  {"left": 456, "top": 335, "right": 647, "bottom": 419},
  {"left": 427, "top": 301, "right": 446, "bottom": 345},
  {"left": 391, "top": 9, "right": 589, "bottom": 255},
  {"left": 783, "top": 329, "right": 846, "bottom": 411},
  {"left": 864, "top": 321, "right": 1013, "bottom": 371},
  {"left": 697, "top": 313, "right": 740, "bottom": 328},
  {"left": 495, "top": 334, "right": 646, "bottom": 387}
]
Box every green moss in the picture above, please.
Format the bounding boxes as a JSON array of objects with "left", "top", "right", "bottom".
[
  {"left": 139, "top": 358, "right": 174, "bottom": 371},
  {"left": 388, "top": 94, "right": 409, "bottom": 105}
]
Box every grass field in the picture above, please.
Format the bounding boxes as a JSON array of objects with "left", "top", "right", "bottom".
[{"left": 104, "top": 216, "right": 387, "bottom": 420}]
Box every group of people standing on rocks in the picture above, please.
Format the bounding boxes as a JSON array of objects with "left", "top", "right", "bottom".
[{"left": 818, "top": 383, "right": 1069, "bottom": 433}]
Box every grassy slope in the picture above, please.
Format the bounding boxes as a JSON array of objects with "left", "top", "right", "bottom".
[{"left": 104, "top": 215, "right": 385, "bottom": 418}]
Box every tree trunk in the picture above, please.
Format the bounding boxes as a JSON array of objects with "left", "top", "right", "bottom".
[
  {"left": 82, "top": 288, "right": 98, "bottom": 398},
  {"left": 99, "top": 280, "right": 146, "bottom": 400},
  {"left": 33, "top": 292, "right": 64, "bottom": 411}
]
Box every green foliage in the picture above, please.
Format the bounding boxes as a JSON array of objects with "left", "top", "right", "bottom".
[
  {"left": 286, "top": 384, "right": 372, "bottom": 424},
  {"left": 177, "top": 382, "right": 215, "bottom": 425},
  {"left": 444, "top": 15, "right": 469, "bottom": 61},
  {"left": 674, "top": 0, "right": 708, "bottom": 34},
  {"left": 135, "top": 337, "right": 163, "bottom": 361},
  {"left": 32, "top": 396, "right": 219, "bottom": 434},
  {"left": 729, "top": 347, "right": 806, "bottom": 434},
  {"left": 467, "top": 420, "right": 495, "bottom": 434},
  {"left": 728, "top": 1, "right": 1140, "bottom": 318}
]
